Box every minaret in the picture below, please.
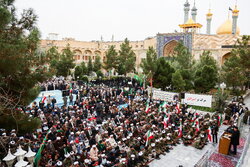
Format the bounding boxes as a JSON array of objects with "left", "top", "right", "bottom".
[
  {"left": 191, "top": 0, "right": 197, "bottom": 22},
  {"left": 184, "top": 0, "right": 190, "bottom": 23},
  {"left": 206, "top": 9, "right": 213, "bottom": 34},
  {"left": 232, "top": 5, "right": 239, "bottom": 35}
]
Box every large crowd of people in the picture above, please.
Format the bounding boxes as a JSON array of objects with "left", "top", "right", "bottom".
[{"left": 0, "top": 77, "right": 246, "bottom": 167}]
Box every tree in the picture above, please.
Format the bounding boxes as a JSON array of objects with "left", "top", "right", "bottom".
[
  {"left": 0, "top": 0, "right": 49, "bottom": 134},
  {"left": 87, "top": 57, "right": 93, "bottom": 75},
  {"left": 153, "top": 57, "right": 175, "bottom": 90},
  {"left": 80, "top": 61, "right": 88, "bottom": 75},
  {"left": 232, "top": 35, "right": 250, "bottom": 88},
  {"left": 74, "top": 66, "right": 82, "bottom": 79},
  {"left": 172, "top": 70, "right": 185, "bottom": 92},
  {"left": 173, "top": 42, "right": 193, "bottom": 69},
  {"left": 140, "top": 46, "right": 157, "bottom": 83},
  {"left": 194, "top": 51, "right": 218, "bottom": 93},
  {"left": 46, "top": 46, "right": 60, "bottom": 74},
  {"left": 117, "top": 38, "right": 136, "bottom": 75},
  {"left": 53, "top": 44, "right": 75, "bottom": 77},
  {"left": 93, "top": 56, "right": 102, "bottom": 72},
  {"left": 173, "top": 42, "right": 194, "bottom": 90},
  {"left": 104, "top": 45, "right": 118, "bottom": 73},
  {"left": 221, "top": 56, "right": 246, "bottom": 91}
]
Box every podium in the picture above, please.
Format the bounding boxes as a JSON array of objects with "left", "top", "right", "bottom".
[{"left": 218, "top": 132, "right": 232, "bottom": 155}]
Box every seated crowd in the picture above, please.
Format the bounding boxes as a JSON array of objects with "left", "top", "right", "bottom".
[{"left": 0, "top": 78, "right": 226, "bottom": 167}]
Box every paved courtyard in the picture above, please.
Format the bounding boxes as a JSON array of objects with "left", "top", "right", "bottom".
[{"left": 149, "top": 125, "right": 228, "bottom": 167}]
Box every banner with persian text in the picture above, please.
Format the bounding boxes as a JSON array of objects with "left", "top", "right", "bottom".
[
  {"left": 152, "top": 90, "right": 179, "bottom": 101},
  {"left": 184, "top": 93, "right": 212, "bottom": 108}
]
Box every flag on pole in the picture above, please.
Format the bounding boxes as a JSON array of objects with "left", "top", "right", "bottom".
[
  {"left": 40, "top": 96, "right": 46, "bottom": 103},
  {"left": 178, "top": 121, "right": 183, "bottom": 138},
  {"left": 69, "top": 83, "right": 73, "bottom": 93},
  {"left": 218, "top": 114, "right": 223, "bottom": 126},
  {"left": 163, "top": 114, "right": 169, "bottom": 128},
  {"left": 145, "top": 99, "right": 150, "bottom": 113},
  {"left": 175, "top": 104, "right": 181, "bottom": 114},
  {"left": 195, "top": 120, "right": 200, "bottom": 132},
  {"left": 145, "top": 130, "right": 154, "bottom": 146},
  {"left": 34, "top": 130, "right": 51, "bottom": 167},
  {"left": 207, "top": 127, "right": 212, "bottom": 142}
]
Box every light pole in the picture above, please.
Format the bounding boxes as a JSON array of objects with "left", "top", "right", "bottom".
[
  {"left": 25, "top": 146, "right": 36, "bottom": 166},
  {"left": 3, "top": 148, "right": 16, "bottom": 167}
]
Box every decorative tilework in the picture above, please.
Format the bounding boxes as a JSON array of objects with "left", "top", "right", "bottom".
[{"left": 156, "top": 33, "right": 193, "bottom": 57}]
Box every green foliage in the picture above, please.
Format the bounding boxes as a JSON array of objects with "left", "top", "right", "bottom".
[
  {"left": 172, "top": 42, "right": 194, "bottom": 91},
  {"left": 117, "top": 38, "right": 136, "bottom": 75},
  {"left": 153, "top": 57, "right": 175, "bottom": 90},
  {"left": 0, "top": 112, "right": 41, "bottom": 135},
  {"left": 87, "top": 57, "right": 93, "bottom": 75},
  {"left": 214, "top": 88, "right": 228, "bottom": 113},
  {"left": 96, "top": 70, "right": 104, "bottom": 78},
  {"left": 141, "top": 47, "right": 157, "bottom": 75},
  {"left": 190, "top": 105, "right": 216, "bottom": 112},
  {"left": 172, "top": 70, "right": 185, "bottom": 92},
  {"left": 194, "top": 51, "right": 218, "bottom": 93},
  {"left": 51, "top": 44, "right": 75, "bottom": 77},
  {"left": 93, "top": 56, "right": 102, "bottom": 72},
  {"left": 232, "top": 35, "right": 250, "bottom": 88},
  {"left": 104, "top": 45, "right": 118, "bottom": 72},
  {"left": 0, "top": 0, "right": 50, "bottom": 133},
  {"left": 140, "top": 46, "right": 157, "bottom": 83},
  {"left": 80, "top": 61, "right": 88, "bottom": 75},
  {"left": 74, "top": 66, "right": 82, "bottom": 79},
  {"left": 222, "top": 56, "right": 246, "bottom": 90},
  {"left": 173, "top": 42, "right": 193, "bottom": 69}
]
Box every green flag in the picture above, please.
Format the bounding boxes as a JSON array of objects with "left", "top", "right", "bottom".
[
  {"left": 34, "top": 130, "right": 50, "bottom": 167},
  {"left": 133, "top": 74, "right": 143, "bottom": 85}
]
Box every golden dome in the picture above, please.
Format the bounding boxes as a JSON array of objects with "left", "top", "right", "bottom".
[{"left": 216, "top": 19, "right": 240, "bottom": 35}]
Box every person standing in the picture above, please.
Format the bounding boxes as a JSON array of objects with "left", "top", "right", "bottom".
[
  {"left": 52, "top": 97, "right": 57, "bottom": 109},
  {"left": 63, "top": 96, "right": 68, "bottom": 107},
  {"left": 230, "top": 126, "right": 240, "bottom": 155},
  {"left": 211, "top": 122, "right": 218, "bottom": 143},
  {"left": 69, "top": 93, "right": 73, "bottom": 105}
]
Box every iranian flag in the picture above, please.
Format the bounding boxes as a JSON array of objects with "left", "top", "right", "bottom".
[
  {"left": 145, "top": 130, "right": 154, "bottom": 146},
  {"left": 163, "top": 114, "right": 169, "bottom": 128},
  {"left": 175, "top": 104, "right": 181, "bottom": 114},
  {"left": 88, "top": 117, "right": 96, "bottom": 121},
  {"left": 145, "top": 100, "right": 151, "bottom": 113},
  {"left": 218, "top": 114, "right": 223, "bottom": 126},
  {"left": 41, "top": 96, "right": 46, "bottom": 103},
  {"left": 178, "top": 121, "right": 183, "bottom": 138},
  {"left": 69, "top": 83, "right": 73, "bottom": 93},
  {"left": 195, "top": 120, "right": 200, "bottom": 132},
  {"left": 207, "top": 127, "right": 212, "bottom": 142}
]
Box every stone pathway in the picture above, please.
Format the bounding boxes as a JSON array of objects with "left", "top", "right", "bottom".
[{"left": 242, "top": 94, "right": 250, "bottom": 167}]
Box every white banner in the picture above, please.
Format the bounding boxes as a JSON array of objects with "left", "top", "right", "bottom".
[
  {"left": 152, "top": 90, "right": 179, "bottom": 101},
  {"left": 184, "top": 93, "right": 212, "bottom": 108}
]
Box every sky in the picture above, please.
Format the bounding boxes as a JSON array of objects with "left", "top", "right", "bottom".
[{"left": 14, "top": 0, "right": 250, "bottom": 41}]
